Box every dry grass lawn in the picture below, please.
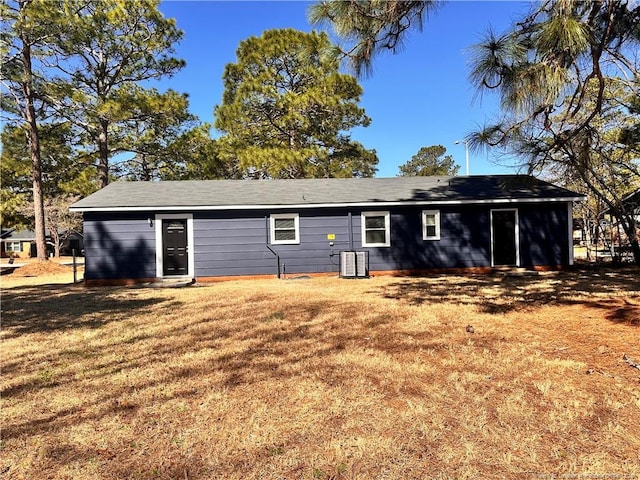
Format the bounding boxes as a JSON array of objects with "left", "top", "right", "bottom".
[{"left": 1, "top": 266, "right": 639, "bottom": 479}]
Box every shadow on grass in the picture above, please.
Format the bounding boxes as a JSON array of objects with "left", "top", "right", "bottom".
[
  {"left": 1, "top": 283, "right": 178, "bottom": 335},
  {"left": 378, "top": 266, "right": 640, "bottom": 323},
  {"left": 0, "top": 293, "right": 375, "bottom": 451},
  {"left": 601, "top": 298, "right": 640, "bottom": 326},
  {"left": 2, "top": 270, "right": 638, "bottom": 479}
]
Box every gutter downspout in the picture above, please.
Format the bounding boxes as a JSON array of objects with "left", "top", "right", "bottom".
[
  {"left": 265, "top": 216, "right": 281, "bottom": 278},
  {"left": 348, "top": 210, "right": 354, "bottom": 251}
]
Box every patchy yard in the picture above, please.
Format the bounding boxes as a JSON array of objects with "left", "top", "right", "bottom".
[{"left": 1, "top": 268, "right": 639, "bottom": 479}]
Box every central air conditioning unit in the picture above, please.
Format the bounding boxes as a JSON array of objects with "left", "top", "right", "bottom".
[{"left": 340, "top": 251, "right": 369, "bottom": 278}]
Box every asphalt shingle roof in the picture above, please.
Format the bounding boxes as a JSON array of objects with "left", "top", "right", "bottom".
[
  {"left": 70, "top": 175, "right": 584, "bottom": 212},
  {"left": 0, "top": 229, "right": 36, "bottom": 241}
]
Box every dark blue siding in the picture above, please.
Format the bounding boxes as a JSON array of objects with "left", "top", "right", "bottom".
[
  {"left": 84, "top": 212, "right": 156, "bottom": 280},
  {"left": 519, "top": 204, "right": 569, "bottom": 266},
  {"left": 83, "top": 202, "right": 572, "bottom": 280},
  {"left": 194, "top": 212, "right": 274, "bottom": 277},
  {"left": 193, "top": 209, "right": 349, "bottom": 277},
  {"left": 353, "top": 206, "right": 491, "bottom": 271}
]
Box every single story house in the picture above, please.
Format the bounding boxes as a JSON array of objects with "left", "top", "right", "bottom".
[
  {"left": 70, "top": 175, "right": 585, "bottom": 285},
  {"left": 1, "top": 228, "right": 36, "bottom": 258},
  {"left": 0, "top": 228, "right": 83, "bottom": 258}
]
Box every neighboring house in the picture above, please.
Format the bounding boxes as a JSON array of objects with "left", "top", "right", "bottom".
[
  {"left": 1, "top": 229, "right": 36, "bottom": 258},
  {"left": 608, "top": 189, "right": 640, "bottom": 222},
  {"left": 0, "top": 228, "right": 84, "bottom": 258},
  {"left": 601, "top": 189, "right": 640, "bottom": 219},
  {"left": 58, "top": 231, "right": 84, "bottom": 256},
  {"left": 70, "top": 175, "right": 585, "bottom": 285}
]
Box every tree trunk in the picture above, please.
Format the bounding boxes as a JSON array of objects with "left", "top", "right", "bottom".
[
  {"left": 50, "top": 227, "right": 61, "bottom": 258},
  {"left": 582, "top": 213, "right": 592, "bottom": 261},
  {"left": 630, "top": 237, "right": 640, "bottom": 267},
  {"left": 97, "top": 118, "right": 109, "bottom": 188},
  {"left": 19, "top": 4, "right": 47, "bottom": 262},
  {"left": 141, "top": 153, "right": 151, "bottom": 181},
  {"left": 615, "top": 209, "right": 640, "bottom": 266}
]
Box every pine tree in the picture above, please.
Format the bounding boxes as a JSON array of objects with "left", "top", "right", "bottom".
[{"left": 215, "top": 28, "right": 377, "bottom": 179}]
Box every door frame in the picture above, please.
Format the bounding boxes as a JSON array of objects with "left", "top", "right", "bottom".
[
  {"left": 490, "top": 208, "right": 520, "bottom": 267},
  {"left": 155, "top": 213, "right": 194, "bottom": 278}
]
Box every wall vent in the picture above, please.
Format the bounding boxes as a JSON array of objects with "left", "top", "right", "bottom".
[{"left": 340, "top": 251, "right": 369, "bottom": 278}]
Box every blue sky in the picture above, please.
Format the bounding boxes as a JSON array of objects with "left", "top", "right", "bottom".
[{"left": 157, "top": 1, "right": 533, "bottom": 178}]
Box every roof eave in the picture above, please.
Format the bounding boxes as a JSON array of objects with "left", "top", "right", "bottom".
[{"left": 70, "top": 195, "right": 587, "bottom": 213}]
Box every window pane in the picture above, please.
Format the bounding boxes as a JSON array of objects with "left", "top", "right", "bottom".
[
  {"left": 271, "top": 214, "right": 299, "bottom": 244},
  {"left": 275, "top": 229, "right": 296, "bottom": 241},
  {"left": 425, "top": 214, "right": 436, "bottom": 226},
  {"left": 425, "top": 225, "right": 437, "bottom": 237},
  {"left": 366, "top": 230, "right": 386, "bottom": 244},
  {"left": 275, "top": 218, "right": 295, "bottom": 230},
  {"left": 365, "top": 216, "right": 385, "bottom": 229}
]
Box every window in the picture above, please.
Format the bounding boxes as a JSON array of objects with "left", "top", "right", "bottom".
[
  {"left": 5, "top": 241, "right": 21, "bottom": 253},
  {"left": 270, "top": 214, "right": 300, "bottom": 244},
  {"left": 422, "top": 210, "right": 441, "bottom": 240},
  {"left": 362, "top": 211, "right": 390, "bottom": 247}
]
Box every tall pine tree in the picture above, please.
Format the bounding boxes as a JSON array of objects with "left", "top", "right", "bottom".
[
  {"left": 215, "top": 29, "right": 378, "bottom": 179},
  {"left": 47, "top": 0, "right": 185, "bottom": 188}
]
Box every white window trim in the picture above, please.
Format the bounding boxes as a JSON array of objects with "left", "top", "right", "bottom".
[
  {"left": 361, "top": 211, "right": 390, "bottom": 247},
  {"left": 270, "top": 213, "right": 300, "bottom": 245},
  {"left": 6, "top": 241, "right": 22, "bottom": 252},
  {"left": 422, "top": 210, "right": 441, "bottom": 240},
  {"left": 155, "top": 213, "right": 195, "bottom": 278}
]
